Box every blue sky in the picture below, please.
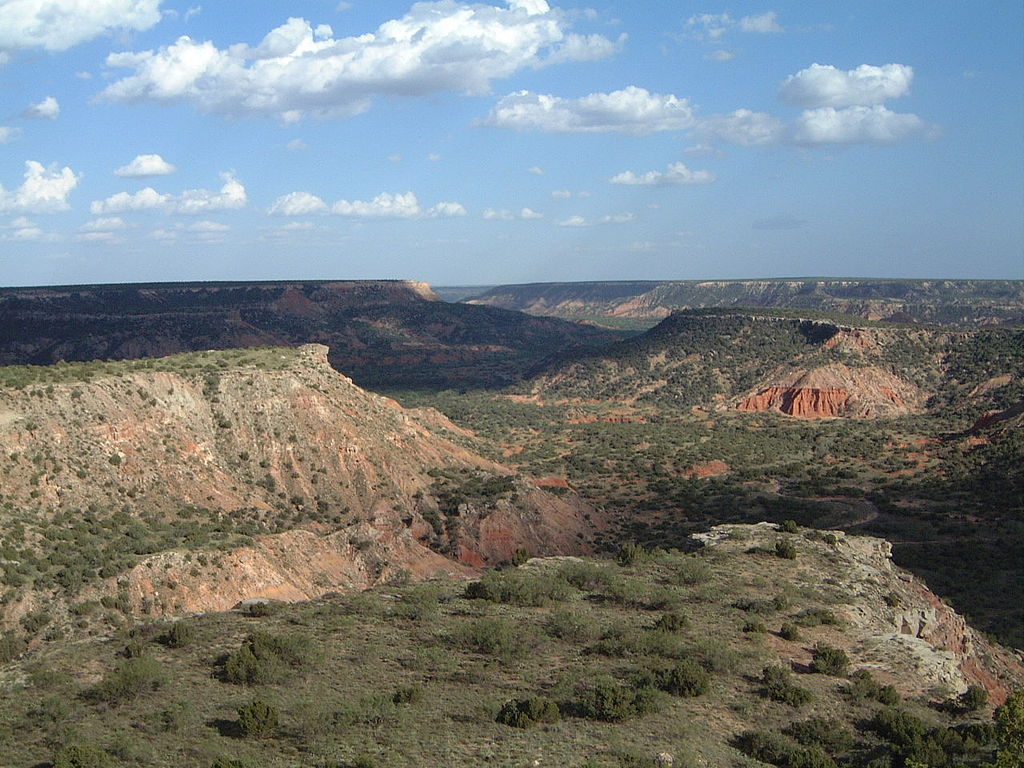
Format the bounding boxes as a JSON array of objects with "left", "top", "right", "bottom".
[{"left": 1, "top": 0, "right": 1021, "bottom": 287}]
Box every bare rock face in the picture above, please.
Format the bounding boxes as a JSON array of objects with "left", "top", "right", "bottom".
[
  {"left": 736, "top": 363, "right": 921, "bottom": 418},
  {"left": 695, "top": 524, "right": 1024, "bottom": 704},
  {"left": 0, "top": 344, "right": 600, "bottom": 623}
]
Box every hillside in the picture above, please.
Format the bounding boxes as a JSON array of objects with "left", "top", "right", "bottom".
[
  {"left": 466, "top": 279, "right": 1024, "bottom": 327},
  {"left": 0, "top": 345, "right": 599, "bottom": 637},
  {"left": 0, "top": 523, "right": 1019, "bottom": 767},
  {"left": 526, "top": 310, "right": 1024, "bottom": 419},
  {"left": 0, "top": 280, "right": 624, "bottom": 390}
]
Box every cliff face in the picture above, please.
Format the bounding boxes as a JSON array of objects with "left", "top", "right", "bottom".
[
  {"left": 467, "top": 278, "right": 1024, "bottom": 327},
  {"left": 694, "top": 524, "right": 1024, "bottom": 705},
  {"left": 736, "top": 364, "right": 920, "bottom": 418},
  {"left": 0, "top": 345, "right": 599, "bottom": 624}
]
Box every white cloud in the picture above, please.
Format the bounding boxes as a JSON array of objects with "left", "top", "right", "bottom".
[
  {"left": 688, "top": 11, "right": 782, "bottom": 39},
  {"left": 739, "top": 12, "right": 782, "bottom": 33},
  {"left": 99, "top": 3, "right": 617, "bottom": 121},
  {"left": 286, "top": 139, "right": 308, "bottom": 151},
  {"left": 150, "top": 228, "right": 177, "bottom": 240},
  {"left": 600, "top": 212, "right": 636, "bottom": 224},
  {"left": 558, "top": 215, "right": 588, "bottom": 227},
  {"left": 0, "top": 126, "right": 21, "bottom": 143},
  {"left": 184, "top": 5, "right": 201, "bottom": 22},
  {"left": 78, "top": 230, "right": 122, "bottom": 243},
  {"left": 527, "top": 166, "right": 544, "bottom": 175},
  {"left": 388, "top": 154, "right": 402, "bottom": 163},
  {"left": 551, "top": 189, "right": 571, "bottom": 199},
  {"left": 268, "top": 191, "right": 328, "bottom": 216},
  {"left": 789, "top": 105, "right": 926, "bottom": 145},
  {"left": 779, "top": 63, "right": 913, "bottom": 108},
  {"left": 0, "top": 0, "right": 163, "bottom": 53},
  {"left": 81, "top": 216, "right": 128, "bottom": 231},
  {"left": 90, "top": 172, "right": 246, "bottom": 214},
  {"left": 609, "top": 161, "right": 715, "bottom": 186},
  {"left": 22, "top": 96, "right": 60, "bottom": 119},
  {"left": 114, "top": 153, "right": 176, "bottom": 177},
  {"left": 484, "top": 207, "right": 542, "bottom": 220},
  {"left": 697, "top": 109, "right": 783, "bottom": 146},
  {"left": 0, "top": 160, "right": 80, "bottom": 213},
  {"left": 482, "top": 86, "right": 694, "bottom": 135},
  {"left": 427, "top": 153, "right": 441, "bottom": 162},
  {"left": 704, "top": 50, "right": 734, "bottom": 62},
  {"left": 271, "top": 190, "right": 464, "bottom": 219}
]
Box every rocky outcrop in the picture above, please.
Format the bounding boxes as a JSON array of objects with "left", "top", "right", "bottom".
[
  {"left": 736, "top": 364, "right": 920, "bottom": 418},
  {"left": 694, "top": 523, "right": 1024, "bottom": 704}
]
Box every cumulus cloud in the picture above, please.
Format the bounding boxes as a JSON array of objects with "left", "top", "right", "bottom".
[
  {"left": 527, "top": 166, "right": 544, "bottom": 175},
  {"left": 0, "top": 160, "right": 80, "bottom": 213},
  {"left": 187, "top": 220, "right": 229, "bottom": 232},
  {"left": 90, "top": 172, "right": 246, "bottom": 214},
  {"left": 789, "top": 105, "right": 926, "bottom": 145},
  {"left": 98, "top": 2, "right": 618, "bottom": 121},
  {"left": 22, "top": 96, "right": 60, "bottom": 119},
  {"left": 520, "top": 207, "right": 543, "bottom": 219},
  {"left": 114, "top": 153, "right": 176, "bottom": 177},
  {"left": 551, "top": 189, "right": 572, "bottom": 199},
  {"left": 286, "top": 139, "right": 308, "bottom": 151},
  {"left": 268, "top": 191, "right": 328, "bottom": 216},
  {"left": 697, "top": 109, "right": 783, "bottom": 146},
  {"left": 0, "top": 0, "right": 163, "bottom": 53},
  {"left": 609, "top": 161, "right": 715, "bottom": 186},
  {"left": 482, "top": 86, "right": 694, "bottom": 135},
  {"left": 0, "top": 126, "right": 21, "bottom": 143},
  {"left": 779, "top": 63, "right": 913, "bottom": 108},
  {"left": 270, "top": 190, "right": 465, "bottom": 219}
]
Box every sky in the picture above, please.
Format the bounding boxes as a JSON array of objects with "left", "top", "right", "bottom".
[{"left": 0, "top": 0, "right": 1022, "bottom": 287}]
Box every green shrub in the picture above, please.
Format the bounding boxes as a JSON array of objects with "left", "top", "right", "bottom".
[
  {"left": 872, "top": 707, "right": 929, "bottom": 747},
  {"left": 53, "top": 744, "right": 114, "bottom": 768},
  {"left": 495, "top": 696, "right": 561, "bottom": 728},
  {"left": 650, "top": 612, "right": 688, "bottom": 633},
  {"left": 545, "top": 608, "right": 598, "bottom": 643},
  {"left": 210, "top": 759, "right": 258, "bottom": 768},
  {"left": 88, "top": 655, "right": 166, "bottom": 704},
  {"left": 454, "top": 617, "right": 534, "bottom": 660},
  {"left": 392, "top": 686, "right": 424, "bottom": 705},
  {"left": 616, "top": 543, "right": 648, "bottom": 567},
  {"left": 810, "top": 644, "right": 850, "bottom": 676},
  {"left": 779, "top": 520, "right": 800, "bottom": 533},
  {"left": 784, "top": 716, "right": 855, "bottom": 753},
  {"left": 557, "top": 560, "right": 615, "bottom": 591},
  {"left": 635, "top": 660, "right": 710, "bottom": 698},
  {"left": 161, "top": 620, "right": 196, "bottom": 648},
  {"left": 237, "top": 698, "right": 279, "bottom": 739},
  {"left": 743, "top": 620, "right": 767, "bottom": 633},
  {"left": 761, "top": 665, "right": 813, "bottom": 708},
  {"left": 463, "top": 570, "right": 573, "bottom": 606},
  {"left": 775, "top": 540, "right": 797, "bottom": 560},
  {"left": 736, "top": 730, "right": 837, "bottom": 768},
  {"left": 780, "top": 623, "right": 800, "bottom": 641},
  {"left": 956, "top": 684, "right": 989, "bottom": 712},
  {"left": 572, "top": 678, "right": 662, "bottom": 722},
  {"left": 511, "top": 547, "right": 530, "bottom": 566},
  {"left": 793, "top": 608, "right": 841, "bottom": 627},
  {"left": 666, "top": 556, "right": 712, "bottom": 586},
  {"left": 223, "top": 631, "right": 313, "bottom": 685},
  {"left": 0, "top": 633, "right": 27, "bottom": 662},
  {"left": 845, "top": 669, "right": 900, "bottom": 704}
]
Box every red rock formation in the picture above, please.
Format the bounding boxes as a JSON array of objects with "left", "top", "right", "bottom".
[
  {"left": 738, "top": 387, "right": 851, "bottom": 418},
  {"left": 736, "top": 364, "right": 920, "bottom": 418}
]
